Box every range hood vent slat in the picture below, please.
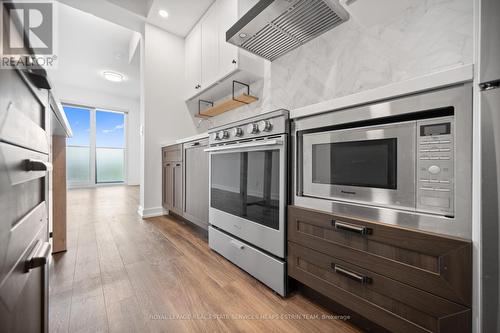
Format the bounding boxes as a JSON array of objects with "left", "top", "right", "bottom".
[{"left": 227, "top": 0, "right": 349, "bottom": 61}]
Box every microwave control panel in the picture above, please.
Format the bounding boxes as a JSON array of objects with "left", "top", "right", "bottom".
[{"left": 416, "top": 116, "right": 454, "bottom": 216}]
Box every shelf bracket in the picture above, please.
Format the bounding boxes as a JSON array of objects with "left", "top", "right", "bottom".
[
  {"left": 232, "top": 80, "right": 251, "bottom": 104},
  {"left": 197, "top": 99, "right": 214, "bottom": 118}
]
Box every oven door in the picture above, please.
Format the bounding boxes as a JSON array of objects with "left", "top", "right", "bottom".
[
  {"left": 301, "top": 121, "right": 416, "bottom": 211},
  {"left": 206, "top": 135, "right": 286, "bottom": 258}
]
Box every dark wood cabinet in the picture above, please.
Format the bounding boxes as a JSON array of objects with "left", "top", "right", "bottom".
[
  {"left": 0, "top": 68, "right": 51, "bottom": 333},
  {"left": 288, "top": 205, "right": 472, "bottom": 333},
  {"left": 162, "top": 145, "right": 183, "bottom": 216}
]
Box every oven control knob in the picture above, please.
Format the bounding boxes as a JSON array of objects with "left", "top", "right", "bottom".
[
  {"left": 212, "top": 132, "right": 220, "bottom": 141},
  {"left": 258, "top": 120, "right": 272, "bottom": 132},
  {"left": 218, "top": 130, "right": 229, "bottom": 139},
  {"left": 233, "top": 127, "right": 243, "bottom": 137},
  {"left": 428, "top": 165, "right": 441, "bottom": 174},
  {"left": 246, "top": 123, "right": 259, "bottom": 134}
]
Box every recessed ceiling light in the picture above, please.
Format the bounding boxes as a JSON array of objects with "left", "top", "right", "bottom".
[
  {"left": 239, "top": 33, "right": 248, "bottom": 38},
  {"left": 102, "top": 71, "right": 124, "bottom": 83},
  {"left": 159, "top": 9, "right": 169, "bottom": 18}
]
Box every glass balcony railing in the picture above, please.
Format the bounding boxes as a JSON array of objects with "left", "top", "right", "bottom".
[
  {"left": 67, "top": 146, "right": 124, "bottom": 184},
  {"left": 96, "top": 147, "right": 124, "bottom": 183},
  {"left": 67, "top": 146, "right": 90, "bottom": 183}
]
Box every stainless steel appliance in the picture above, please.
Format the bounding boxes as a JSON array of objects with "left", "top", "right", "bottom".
[
  {"left": 206, "top": 110, "right": 289, "bottom": 296},
  {"left": 183, "top": 138, "right": 209, "bottom": 230},
  {"left": 479, "top": 0, "right": 500, "bottom": 330},
  {"left": 302, "top": 116, "right": 455, "bottom": 216},
  {"left": 293, "top": 84, "right": 472, "bottom": 239},
  {"left": 227, "top": 0, "right": 349, "bottom": 61}
]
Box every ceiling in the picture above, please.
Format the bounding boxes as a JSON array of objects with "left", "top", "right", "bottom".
[
  {"left": 48, "top": 3, "right": 140, "bottom": 99},
  {"left": 145, "top": 0, "right": 215, "bottom": 37},
  {"left": 57, "top": 0, "right": 215, "bottom": 37}
]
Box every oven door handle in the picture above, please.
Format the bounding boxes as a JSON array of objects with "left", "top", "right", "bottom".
[{"left": 204, "top": 139, "right": 283, "bottom": 152}]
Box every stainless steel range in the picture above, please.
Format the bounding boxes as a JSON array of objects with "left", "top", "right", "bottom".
[{"left": 206, "top": 110, "right": 289, "bottom": 296}]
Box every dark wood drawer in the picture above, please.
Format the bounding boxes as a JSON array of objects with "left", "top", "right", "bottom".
[
  {"left": 162, "top": 144, "right": 182, "bottom": 162},
  {"left": 0, "top": 143, "right": 48, "bottom": 228},
  {"left": 0, "top": 70, "right": 49, "bottom": 154},
  {"left": 288, "top": 242, "right": 471, "bottom": 333},
  {"left": 288, "top": 206, "right": 472, "bottom": 306}
]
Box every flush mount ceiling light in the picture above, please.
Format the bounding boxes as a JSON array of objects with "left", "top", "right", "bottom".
[
  {"left": 159, "top": 9, "right": 169, "bottom": 18},
  {"left": 102, "top": 71, "right": 124, "bottom": 83},
  {"left": 239, "top": 33, "right": 248, "bottom": 38}
]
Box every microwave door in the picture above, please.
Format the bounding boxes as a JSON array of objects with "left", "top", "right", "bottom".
[{"left": 302, "top": 122, "right": 416, "bottom": 211}]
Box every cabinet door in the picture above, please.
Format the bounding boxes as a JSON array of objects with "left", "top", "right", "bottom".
[
  {"left": 184, "top": 143, "right": 209, "bottom": 228},
  {"left": 185, "top": 24, "right": 202, "bottom": 98},
  {"left": 201, "top": 4, "right": 220, "bottom": 88},
  {"left": 172, "top": 163, "right": 183, "bottom": 214},
  {"left": 217, "top": 0, "right": 239, "bottom": 78},
  {"left": 162, "top": 163, "right": 173, "bottom": 209}
]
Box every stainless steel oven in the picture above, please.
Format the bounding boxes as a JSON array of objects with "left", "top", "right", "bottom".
[
  {"left": 294, "top": 84, "right": 472, "bottom": 239},
  {"left": 206, "top": 110, "right": 289, "bottom": 296}
]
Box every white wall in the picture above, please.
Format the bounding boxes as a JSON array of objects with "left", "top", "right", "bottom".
[
  {"left": 140, "top": 24, "right": 198, "bottom": 216},
  {"left": 54, "top": 83, "right": 141, "bottom": 185}
]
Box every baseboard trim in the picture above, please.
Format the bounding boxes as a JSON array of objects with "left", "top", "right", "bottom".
[{"left": 138, "top": 206, "right": 166, "bottom": 218}]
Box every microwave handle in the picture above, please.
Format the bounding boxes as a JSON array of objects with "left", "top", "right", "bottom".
[{"left": 332, "top": 220, "right": 372, "bottom": 236}]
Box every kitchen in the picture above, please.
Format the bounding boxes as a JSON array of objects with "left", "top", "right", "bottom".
[{"left": 0, "top": 0, "right": 497, "bottom": 332}]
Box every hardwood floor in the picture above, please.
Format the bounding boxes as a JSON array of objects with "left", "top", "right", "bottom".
[{"left": 49, "top": 186, "right": 361, "bottom": 333}]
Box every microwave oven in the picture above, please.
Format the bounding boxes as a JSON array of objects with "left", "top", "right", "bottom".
[
  {"left": 301, "top": 116, "right": 454, "bottom": 216},
  {"left": 293, "top": 84, "right": 473, "bottom": 239}
]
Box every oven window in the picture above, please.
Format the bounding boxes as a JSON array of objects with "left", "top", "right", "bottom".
[
  {"left": 211, "top": 150, "right": 280, "bottom": 230},
  {"left": 312, "top": 139, "right": 397, "bottom": 189}
]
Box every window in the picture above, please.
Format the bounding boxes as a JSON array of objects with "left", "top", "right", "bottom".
[
  {"left": 65, "top": 106, "right": 91, "bottom": 184},
  {"left": 64, "top": 105, "right": 126, "bottom": 186},
  {"left": 96, "top": 110, "right": 125, "bottom": 183}
]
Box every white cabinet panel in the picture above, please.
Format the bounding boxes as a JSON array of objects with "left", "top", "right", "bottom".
[
  {"left": 217, "top": 0, "right": 239, "bottom": 79},
  {"left": 185, "top": 24, "right": 202, "bottom": 98},
  {"left": 201, "top": 4, "right": 220, "bottom": 88}
]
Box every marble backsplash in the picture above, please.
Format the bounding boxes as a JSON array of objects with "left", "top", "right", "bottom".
[{"left": 196, "top": 0, "right": 472, "bottom": 131}]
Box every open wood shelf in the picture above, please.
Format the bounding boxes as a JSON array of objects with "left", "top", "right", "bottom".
[{"left": 196, "top": 93, "right": 258, "bottom": 118}]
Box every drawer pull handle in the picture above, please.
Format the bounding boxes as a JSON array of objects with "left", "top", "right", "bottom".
[
  {"left": 25, "top": 240, "right": 51, "bottom": 272},
  {"left": 332, "top": 264, "right": 371, "bottom": 284},
  {"left": 332, "top": 220, "right": 371, "bottom": 236},
  {"left": 230, "top": 240, "right": 245, "bottom": 250},
  {"left": 25, "top": 159, "right": 53, "bottom": 172}
]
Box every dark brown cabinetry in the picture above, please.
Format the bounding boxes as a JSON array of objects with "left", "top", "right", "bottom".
[
  {"left": 288, "top": 205, "right": 472, "bottom": 333},
  {"left": 0, "top": 68, "right": 52, "bottom": 333},
  {"left": 162, "top": 144, "right": 183, "bottom": 216}
]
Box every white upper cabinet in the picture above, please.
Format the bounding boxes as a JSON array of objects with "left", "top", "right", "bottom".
[
  {"left": 184, "top": 0, "right": 264, "bottom": 101},
  {"left": 217, "top": 0, "right": 239, "bottom": 79},
  {"left": 201, "top": 4, "right": 220, "bottom": 88},
  {"left": 185, "top": 24, "right": 202, "bottom": 98}
]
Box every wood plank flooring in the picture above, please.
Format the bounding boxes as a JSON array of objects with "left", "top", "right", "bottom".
[{"left": 49, "top": 186, "right": 361, "bottom": 333}]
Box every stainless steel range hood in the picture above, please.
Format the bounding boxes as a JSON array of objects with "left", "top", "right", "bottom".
[{"left": 226, "top": 0, "right": 349, "bottom": 61}]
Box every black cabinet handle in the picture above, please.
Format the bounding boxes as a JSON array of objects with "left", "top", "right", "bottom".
[
  {"left": 192, "top": 142, "right": 200, "bottom": 147},
  {"left": 331, "top": 264, "right": 371, "bottom": 284},
  {"left": 25, "top": 159, "right": 52, "bottom": 172},
  {"left": 332, "top": 220, "right": 371, "bottom": 236},
  {"left": 23, "top": 67, "right": 52, "bottom": 90},
  {"left": 25, "top": 241, "right": 51, "bottom": 272},
  {"left": 232, "top": 59, "right": 237, "bottom": 64},
  {"left": 176, "top": 163, "right": 181, "bottom": 167}
]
